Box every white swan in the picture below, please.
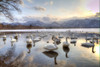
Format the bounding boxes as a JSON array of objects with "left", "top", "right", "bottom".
[
  {"left": 26, "top": 38, "right": 32, "bottom": 44},
  {"left": 58, "top": 34, "right": 63, "bottom": 38},
  {"left": 3, "top": 34, "right": 6, "bottom": 39},
  {"left": 44, "top": 41, "right": 58, "bottom": 51},
  {"left": 63, "top": 37, "right": 69, "bottom": 47},
  {"left": 82, "top": 38, "right": 94, "bottom": 47},
  {"left": 70, "top": 39, "right": 77, "bottom": 43},
  {"left": 52, "top": 35, "right": 61, "bottom": 44},
  {"left": 33, "top": 37, "right": 41, "bottom": 41},
  {"left": 10, "top": 36, "right": 16, "bottom": 43}
]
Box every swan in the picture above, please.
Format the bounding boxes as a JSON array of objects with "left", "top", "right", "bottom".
[
  {"left": 26, "top": 34, "right": 32, "bottom": 38},
  {"left": 81, "top": 38, "right": 95, "bottom": 53},
  {"left": 32, "top": 37, "right": 41, "bottom": 46},
  {"left": 26, "top": 37, "right": 32, "bottom": 44},
  {"left": 52, "top": 35, "right": 61, "bottom": 45},
  {"left": 70, "top": 33, "right": 77, "bottom": 39},
  {"left": 3, "top": 34, "right": 6, "bottom": 39},
  {"left": 93, "top": 35, "right": 98, "bottom": 44},
  {"left": 86, "top": 37, "right": 91, "bottom": 40},
  {"left": 33, "top": 37, "right": 41, "bottom": 41},
  {"left": 58, "top": 34, "right": 63, "bottom": 38},
  {"left": 44, "top": 41, "right": 58, "bottom": 51},
  {"left": 85, "top": 32, "right": 91, "bottom": 42},
  {"left": 70, "top": 39, "right": 77, "bottom": 43},
  {"left": 70, "top": 39, "right": 77, "bottom": 46},
  {"left": 81, "top": 38, "right": 94, "bottom": 48},
  {"left": 10, "top": 36, "right": 16, "bottom": 43},
  {"left": 63, "top": 37, "right": 69, "bottom": 47}
]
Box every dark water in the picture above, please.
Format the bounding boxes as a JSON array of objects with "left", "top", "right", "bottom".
[{"left": 0, "top": 32, "right": 99, "bottom": 67}]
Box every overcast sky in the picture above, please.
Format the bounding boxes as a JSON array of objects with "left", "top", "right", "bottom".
[{"left": 0, "top": 0, "right": 99, "bottom": 22}]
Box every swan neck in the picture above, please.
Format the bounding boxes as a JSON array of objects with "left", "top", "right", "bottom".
[{"left": 54, "top": 41, "right": 57, "bottom": 47}]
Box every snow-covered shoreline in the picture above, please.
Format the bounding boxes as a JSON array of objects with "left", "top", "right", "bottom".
[{"left": 0, "top": 28, "right": 99, "bottom": 33}]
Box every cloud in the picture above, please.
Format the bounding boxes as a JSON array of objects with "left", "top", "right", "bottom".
[
  {"left": 44, "top": 1, "right": 54, "bottom": 5},
  {"left": 50, "top": 1, "right": 53, "bottom": 5},
  {"left": 34, "top": 6, "right": 46, "bottom": 12},
  {"left": 27, "top": 0, "right": 33, "bottom": 3}
]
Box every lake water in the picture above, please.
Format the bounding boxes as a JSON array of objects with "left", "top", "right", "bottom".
[{"left": 0, "top": 29, "right": 100, "bottom": 67}]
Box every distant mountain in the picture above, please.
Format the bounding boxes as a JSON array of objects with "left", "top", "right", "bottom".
[
  {"left": 61, "top": 17, "right": 99, "bottom": 28},
  {"left": 0, "top": 16, "right": 99, "bottom": 28}
]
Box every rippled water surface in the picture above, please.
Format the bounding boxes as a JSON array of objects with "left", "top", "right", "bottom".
[{"left": 0, "top": 32, "right": 99, "bottom": 67}]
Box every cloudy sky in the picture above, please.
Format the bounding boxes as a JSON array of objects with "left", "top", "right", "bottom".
[{"left": 0, "top": 0, "right": 99, "bottom": 22}]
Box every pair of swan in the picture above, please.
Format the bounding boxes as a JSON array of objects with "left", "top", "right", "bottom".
[
  {"left": 26, "top": 35, "right": 41, "bottom": 47},
  {"left": 44, "top": 41, "right": 58, "bottom": 51},
  {"left": 82, "top": 38, "right": 95, "bottom": 47},
  {"left": 52, "top": 35, "right": 61, "bottom": 45},
  {"left": 81, "top": 38, "right": 95, "bottom": 53},
  {"left": 10, "top": 36, "right": 16, "bottom": 42},
  {"left": 10, "top": 36, "right": 16, "bottom": 46},
  {"left": 26, "top": 37, "right": 33, "bottom": 44}
]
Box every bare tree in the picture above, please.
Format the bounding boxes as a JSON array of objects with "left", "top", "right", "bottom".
[{"left": 0, "top": 0, "right": 23, "bottom": 21}]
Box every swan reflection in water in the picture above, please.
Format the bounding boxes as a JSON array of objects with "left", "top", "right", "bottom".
[
  {"left": 63, "top": 46, "right": 70, "bottom": 58},
  {"left": 43, "top": 51, "right": 58, "bottom": 65},
  {"left": 26, "top": 43, "right": 32, "bottom": 53},
  {"left": 3, "top": 38, "right": 6, "bottom": 44},
  {"left": 14, "top": 36, "right": 18, "bottom": 42}
]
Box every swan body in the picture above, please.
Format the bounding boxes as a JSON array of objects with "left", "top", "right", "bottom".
[
  {"left": 34, "top": 37, "right": 41, "bottom": 41},
  {"left": 81, "top": 43, "right": 94, "bottom": 48},
  {"left": 70, "top": 39, "right": 76, "bottom": 43},
  {"left": 71, "top": 36, "right": 77, "bottom": 39},
  {"left": 44, "top": 42, "right": 58, "bottom": 51},
  {"left": 86, "top": 37, "right": 91, "bottom": 40},
  {"left": 3, "top": 35, "right": 6, "bottom": 38}
]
